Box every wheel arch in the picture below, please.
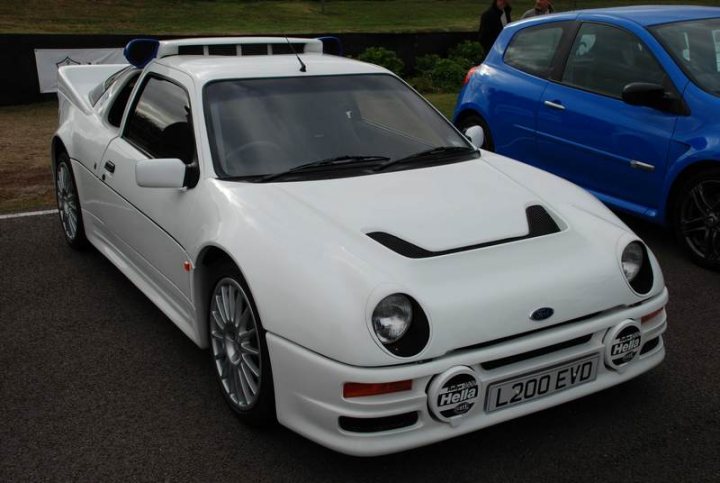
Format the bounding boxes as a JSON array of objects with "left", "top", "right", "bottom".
[
  {"left": 192, "top": 244, "right": 247, "bottom": 349},
  {"left": 453, "top": 104, "right": 490, "bottom": 126},
  {"left": 454, "top": 108, "right": 483, "bottom": 124},
  {"left": 665, "top": 160, "right": 720, "bottom": 225},
  {"left": 51, "top": 136, "right": 68, "bottom": 173}
]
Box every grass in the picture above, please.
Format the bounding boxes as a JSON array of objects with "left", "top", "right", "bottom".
[
  {"left": 0, "top": 102, "right": 57, "bottom": 214},
  {"left": 0, "top": 93, "right": 458, "bottom": 214},
  {"left": 1, "top": 0, "right": 716, "bottom": 35},
  {"left": 425, "top": 92, "right": 458, "bottom": 118}
]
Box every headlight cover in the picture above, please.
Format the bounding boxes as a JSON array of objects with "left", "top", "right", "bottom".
[
  {"left": 372, "top": 294, "right": 413, "bottom": 344},
  {"left": 621, "top": 242, "right": 644, "bottom": 282},
  {"left": 620, "top": 241, "right": 654, "bottom": 295},
  {"left": 370, "top": 293, "right": 430, "bottom": 357}
]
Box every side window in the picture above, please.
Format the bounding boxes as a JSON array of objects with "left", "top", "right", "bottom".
[
  {"left": 90, "top": 66, "right": 135, "bottom": 106},
  {"left": 124, "top": 76, "right": 196, "bottom": 165},
  {"left": 562, "top": 23, "right": 666, "bottom": 98},
  {"left": 108, "top": 72, "right": 140, "bottom": 128},
  {"left": 504, "top": 24, "right": 565, "bottom": 77}
]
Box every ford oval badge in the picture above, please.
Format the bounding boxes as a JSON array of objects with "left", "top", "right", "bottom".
[{"left": 530, "top": 307, "right": 554, "bottom": 321}]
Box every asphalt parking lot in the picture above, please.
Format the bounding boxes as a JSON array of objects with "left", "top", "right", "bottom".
[{"left": 1, "top": 212, "right": 718, "bottom": 482}]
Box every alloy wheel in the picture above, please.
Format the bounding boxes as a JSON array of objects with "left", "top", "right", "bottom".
[
  {"left": 56, "top": 162, "right": 79, "bottom": 241},
  {"left": 210, "top": 278, "right": 262, "bottom": 409},
  {"left": 679, "top": 180, "right": 720, "bottom": 263}
]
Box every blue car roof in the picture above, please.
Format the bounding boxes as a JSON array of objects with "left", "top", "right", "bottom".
[{"left": 570, "top": 5, "right": 720, "bottom": 27}]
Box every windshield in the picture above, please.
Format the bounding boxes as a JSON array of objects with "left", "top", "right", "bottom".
[
  {"left": 203, "top": 74, "right": 473, "bottom": 179},
  {"left": 651, "top": 18, "right": 720, "bottom": 96}
]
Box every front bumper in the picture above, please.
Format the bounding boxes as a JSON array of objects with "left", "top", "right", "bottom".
[{"left": 267, "top": 288, "right": 668, "bottom": 456}]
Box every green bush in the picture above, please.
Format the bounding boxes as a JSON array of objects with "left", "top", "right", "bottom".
[
  {"left": 415, "top": 54, "right": 442, "bottom": 75},
  {"left": 357, "top": 47, "right": 405, "bottom": 76},
  {"left": 428, "top": 58, "right": 468, "bottom": 92},
  {"left": 448, "top": 40, "right": 485, "bottom": 70},
  {"left": 414, "top": 55, "right": 469, "bottom": 92},
  {"left": 358, "top": 41, "right": 484, "bottom": 94},
  {"left": 408, "top": 75, "right": 439, "bottom": 94}
]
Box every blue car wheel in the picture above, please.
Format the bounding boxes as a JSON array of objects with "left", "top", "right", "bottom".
[{"left": 672, "top": 168, "right": 720, "bottom": 270}]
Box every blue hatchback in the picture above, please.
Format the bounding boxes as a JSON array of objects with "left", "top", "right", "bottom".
[{"left": 454, "top": 6, "right": 720, "bottom": 269}]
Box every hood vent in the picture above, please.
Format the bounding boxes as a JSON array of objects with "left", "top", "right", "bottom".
[{"left": 367, "top": 205, "right": 561, "bottom": 259}]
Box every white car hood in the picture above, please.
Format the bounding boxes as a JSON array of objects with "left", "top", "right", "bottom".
[
  {"left": 272, "top": 159, "right": 540, "bottom": 252},
  {"left": 214, "top": 156, "right": 663, "bottom": 366}
]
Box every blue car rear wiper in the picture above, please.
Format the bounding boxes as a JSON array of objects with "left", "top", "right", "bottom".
[
  {"left": 257, "top": 155, "right": 390, "bottom": 182},
  {"left": 373, "top": 146, "right": 477, "bottom": 172}
]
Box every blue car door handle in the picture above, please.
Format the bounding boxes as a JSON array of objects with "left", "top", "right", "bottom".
[
  {"left": 544, "top": 100, "right": 565, "bottom": 110},
  {"left": 630, "top": 160, "right": 656, "bottom": 172}
]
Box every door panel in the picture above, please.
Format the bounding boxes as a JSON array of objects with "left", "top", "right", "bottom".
[
  {"left": 77, "top": 69, "right": 141, "bottom": 236},
  {"left": 92, "top": 74, "right": 199, "bottom": 303},
  {"left": 537, "top": 84, "right": 676, "bottom": 210},
  {"left": 486, "top": 67, "right": 547, "bottom": 162},
  {"left": 536, "top": 23, "right": 678, "bottom": 211},
  {"left": 97, "top": 137, "right": 192, "bottom": 300},
  {"left": 489, "top": 22, "right": 571, "bottom": 163}
]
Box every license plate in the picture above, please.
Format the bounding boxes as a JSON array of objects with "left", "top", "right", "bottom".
[{"left": 485, "top": 354, "right": 600, "bottom": 412}]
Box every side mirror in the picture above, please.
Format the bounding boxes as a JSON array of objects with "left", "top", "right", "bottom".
[
  {"left": 622, "top": 82, "right": 668, "bottom": 110},
  {"left": 464, "top": 125, "right": 485, "bottom": 149},
  {"left": 136, "top": 158, "right": 187, "bottom": 188}
]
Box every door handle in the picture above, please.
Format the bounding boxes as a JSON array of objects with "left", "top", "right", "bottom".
[
  {"left": 630, "top": 160, "right": 655, "bottom": 172},
  {"left": 104, "top": 161, "right": 116, "bottom": 173},
  {"left": 543, "top": 100, "right": 565, "bottom": 111}
]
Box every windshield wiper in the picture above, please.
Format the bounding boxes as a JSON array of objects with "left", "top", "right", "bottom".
[
  {"left": 373, "top": 146, "right": 477, "bottom": 172},
  {"left": 256, "top": 155, "right": 390, "bottom": 182}
]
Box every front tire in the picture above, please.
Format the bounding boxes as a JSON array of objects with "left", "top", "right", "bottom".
[
  {"left": 55, "top": 153, "right": 88, "bottom": 249},
  {"left": 209, "top": 265, "right": 275, "bottom": 424},
  {"left": 671, "top": 168, "right": 720, "bottom": 270}
]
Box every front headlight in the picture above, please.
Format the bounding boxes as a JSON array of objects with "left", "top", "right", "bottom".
[
  {"left": 372, "top": 294, "right": 413, "bottom": 344},
  {"left": 621, "top": 242, "right": 644, "bottom": 282}
]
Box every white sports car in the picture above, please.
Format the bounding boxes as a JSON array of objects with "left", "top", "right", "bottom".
[{"left": 53, "top": 37, "right": 668, "bottom": 456}]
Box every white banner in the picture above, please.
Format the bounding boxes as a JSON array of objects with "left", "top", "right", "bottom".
[{"left": 34, "top": 48, "right": 126, "bottom": 93}]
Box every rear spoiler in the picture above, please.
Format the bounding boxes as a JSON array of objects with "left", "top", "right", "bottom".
[
  {"left": 124, "top": 36, "right": 338, "bottom": 68},
  {"left": 57, "top": 64, "right": 128, "bottom": 115}
]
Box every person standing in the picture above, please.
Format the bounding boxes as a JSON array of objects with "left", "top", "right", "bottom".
[
  {"left": 479, "top": 0, "right": 513, "bottom": 54},
  {"left": 521, "top": 0, "right": 553, "bottom": 19}
]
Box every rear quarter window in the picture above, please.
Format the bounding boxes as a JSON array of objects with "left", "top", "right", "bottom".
[
  {"left": 107, "top": 72, "right": 140, "bottom": 128},
  {"left": 504, "top": 24, "right": 565, "bottom": 77},
  {"left": 89, "top": 66, "right": 133, "bottom": 106}
]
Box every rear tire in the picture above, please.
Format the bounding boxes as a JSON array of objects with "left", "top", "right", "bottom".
[
  {"left": 55, "top": 152, "right": 88, "bottom": 249},
  {"left": 671, "top": 167, "right": 720, "bottom": 270},
  {"left": 208, "top": 263, "right": 276, "bottom": 425},
  {"left": 455, "top": 113, "right": 494, "bottom": 152}
]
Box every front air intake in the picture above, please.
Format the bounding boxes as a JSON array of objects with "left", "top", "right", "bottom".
[
  {"left": 367, "top": 204, "right": 561, "bottom": 259},
  {"left": 339, "top": 412, "right": 419, "bottom": 433},
  {"left": 525, "top": 204, "right": 561, "bottom": 237}
]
